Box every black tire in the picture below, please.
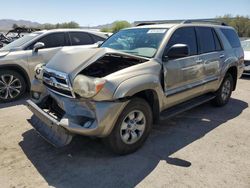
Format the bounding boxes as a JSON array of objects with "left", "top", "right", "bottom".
[
  {"left": 104, "top": 98, "right": 153, "bottom": 155},
  {"left": 212, "top": 73, "right": 234, "bottom": 107},
  {"left": 0, "top": 70, "right": 26, "bottom": 103}
]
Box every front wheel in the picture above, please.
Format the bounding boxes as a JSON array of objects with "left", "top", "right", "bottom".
[
  {"left": 104, "top": 98, "right": 153, "bottom": 155},
  {"left": 212, "top": 73, "right": 234, "bottom": 107},
  {"left": 0, "top": 70, "right": 26, "bottom": 103}
]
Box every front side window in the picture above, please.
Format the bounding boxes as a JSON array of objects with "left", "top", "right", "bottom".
[
  {"left": 166, "top": 27, "right": 197, "bottom": 56},
  {"left": 35, "top": 33, "right": 65, "bottom": 49},
  {"left": 69, "top": 32, "right": 94, "bottom": 45},
  {"left": 101, "top": 28, "right": 168, "bottom": 58}
]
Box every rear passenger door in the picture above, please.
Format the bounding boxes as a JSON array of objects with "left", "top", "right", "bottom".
[
  {"left": 195, "top": 27, "right": 224, "bottom": 91},
  {"left": 68, "top": 32, "right": 95, "bottom": 46}
]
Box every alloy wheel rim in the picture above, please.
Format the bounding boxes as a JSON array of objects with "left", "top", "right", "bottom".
[
  {"left": 221, "top": 79, "right": 231, "bottom": 101},
  {"left": 120, "top": 110, "right": 146, "bottom": 144},
  {"left": 0, "top": 74, "right": 22, "bottom": 100}
]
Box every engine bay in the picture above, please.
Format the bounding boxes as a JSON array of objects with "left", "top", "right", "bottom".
[{"left": 80, "top": 53, "right": 147, "bottom": 77}]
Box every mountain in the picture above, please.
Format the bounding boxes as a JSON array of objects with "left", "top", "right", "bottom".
[
  {"left": 0, "top": 19, "right": 128, "bottom": 31},
  {"left": 92, "top": 22, "right": 114, "bottom": 29},
  {"left": 0, "top": 19, "right": 41, "bottom": 31}
]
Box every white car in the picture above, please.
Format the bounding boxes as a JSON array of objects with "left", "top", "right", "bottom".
[
  {"left": 0, "top": 29, "right": 109, "bottom": 102},
  {"left": 241, "top": 39, "right": 250, "bottom": 75}
]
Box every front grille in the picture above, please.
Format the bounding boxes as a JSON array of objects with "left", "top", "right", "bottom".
[
  {"left": 43, "top": 71, "right": 67, "bottom": 84},
  {"left": 43, "top": 81, "right": 74, "bottom": 96},
  {"left": 43, "top": 68, "right": 75, "bottom": 98}
]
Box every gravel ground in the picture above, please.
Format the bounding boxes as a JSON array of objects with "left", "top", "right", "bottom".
[{"left": 0, "top": 78, "right": 250, "bottom": 188}]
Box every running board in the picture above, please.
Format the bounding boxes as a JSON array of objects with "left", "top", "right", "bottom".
[{"left": 160, "top": 93, "right": 215, "bottom": 121}]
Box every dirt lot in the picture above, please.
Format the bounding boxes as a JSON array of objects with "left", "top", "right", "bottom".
[{"left": 0, "top": 78, "right": 250, "bottom": 188}]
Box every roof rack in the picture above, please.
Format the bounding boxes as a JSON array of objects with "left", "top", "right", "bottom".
[{"left": 134, "top": 19, "right": 228, "bottom": 26}]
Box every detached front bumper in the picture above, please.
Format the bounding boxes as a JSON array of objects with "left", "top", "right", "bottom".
[{"left": 27, "top": 92, "right": 129, "bottom": 146}]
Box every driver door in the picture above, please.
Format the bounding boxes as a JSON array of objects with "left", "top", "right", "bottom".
[{"left": 163, "top": 27, "right": 205, "bottom": 107}]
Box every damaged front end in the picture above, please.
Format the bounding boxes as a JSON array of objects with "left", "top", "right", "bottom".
[{"left": 27, "top": 48, "right": 150, "bottom": 147}]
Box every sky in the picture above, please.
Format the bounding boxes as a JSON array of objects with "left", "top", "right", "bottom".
[{"left": 0, "top": 0, "right": 249, "bottom": 26}]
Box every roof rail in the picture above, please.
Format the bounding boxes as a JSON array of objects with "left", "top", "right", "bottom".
[
  {"left": 135, "top": 18, "right": 228, "bottom": 26},
  {"left": 182, "top": 19, "right": 228, "bottom": 26},
  {"left": 134, "top": 20, "right": 184, "bottom": 26}
]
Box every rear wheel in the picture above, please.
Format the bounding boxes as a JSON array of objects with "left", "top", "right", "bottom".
[
  {"left": 104, "top": 98, "right": 153, "bottom": 155},
  {"left": 0, "top": 70, "right": 26, "bottom": 102},
  {"left": 212, "top": 73, "right": 234, "bottom": 107}
]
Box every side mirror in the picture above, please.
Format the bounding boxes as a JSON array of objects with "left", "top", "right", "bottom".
[
  {"left": 33, "top": 42, "right": 45, "bottom": 53},
  {"left": 96, "top": 41, "right": 103, "bottom": 47},
  {"left": 164, "top": 44, "right": 190, "bottom": 60}
]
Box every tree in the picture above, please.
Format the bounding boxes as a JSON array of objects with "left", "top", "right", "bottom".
[
  {"left": 12, "top": 24, "right": 18, "bottom": 29},
  {"left": 111, "top": 21, "right": 131, "bottom": 33},
  {"left": 41, "top": 21, "right": 80, "bottom": 30},
  {"left": 42, "top": 23, "right": 56, "bottom": 30},
  {"left": 217, "top": 15, "right": 250, "bottom": 37},
  {"left": 101, "top": 27, "right": 112, "bottom": 32}
]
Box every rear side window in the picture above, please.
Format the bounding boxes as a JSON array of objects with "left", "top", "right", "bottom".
[
  {"left": 91, "top": 34, "right": 105, "bottom": 42},
  {"left": 167, "top": 27, "right": 197, "bottom": 55},
  {"left": 36, "top": 33, "right": 65, "bottom": 48},
  {"left": 69, "top": 32, "right": 94, "bottom": 45},
  {"left": 212, "top": 30, "right": 223, "bottom": 51},
  {"left": 221, "top": 28, "right": 241, "bottom": 48},
  {"left": 196, "top": 27, "right": 216, "bottom": 53}
]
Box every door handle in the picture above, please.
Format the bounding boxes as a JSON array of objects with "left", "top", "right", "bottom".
[
  {"left": 195, "top": 59, "right": 203, "bottom": 64},
  {"left": 219, "top": 54, "right": 225, "bottom": 58}
]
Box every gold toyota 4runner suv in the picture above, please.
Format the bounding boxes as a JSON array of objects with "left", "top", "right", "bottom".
[{"left": 27, "top": 20, "right": 244, "bottom": 155}]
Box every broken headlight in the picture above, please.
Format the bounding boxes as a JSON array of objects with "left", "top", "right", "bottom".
[
  {"left": 34, "top": 63, "right": 44, "bottom": 80},
  {"left": 73, "top": 75, "right": 106, "bottom": 98}
]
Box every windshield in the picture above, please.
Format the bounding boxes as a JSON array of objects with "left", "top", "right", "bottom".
[
  {"left": 1, "top": 33, "right": 41, "bottom": 51},
  {"left": 241, "top": 40, "right": 250, "bottom": 51},
  {"left": 101, "top": 28, "right": 168, "bottom": 58}
]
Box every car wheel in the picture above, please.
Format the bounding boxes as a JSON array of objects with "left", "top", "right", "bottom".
[
  {"left": 104, "top": 98, "right": 153, "bottom": 155},
  {"left": 212, "top": 73, "right": 234, "bottom": 107},
  {"left": 0, "top": 70, "right": 26, "bottom": 102}
]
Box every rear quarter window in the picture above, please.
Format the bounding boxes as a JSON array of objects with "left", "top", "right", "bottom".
[{"left": 221, "top": 28, "right": 241, "bottom": 48}]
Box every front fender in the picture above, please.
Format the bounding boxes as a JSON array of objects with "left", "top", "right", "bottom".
[{"left": 113, "top": 74, "right": 165, "bottom": 110}]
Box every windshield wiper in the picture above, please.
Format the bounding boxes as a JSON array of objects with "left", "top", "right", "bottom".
[{"left": 121, "top": 51, "right": 139, "bottom": 55}]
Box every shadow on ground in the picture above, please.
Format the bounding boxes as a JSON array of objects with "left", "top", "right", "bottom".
[
  {"left": 241, "top": 75, "right": 250, "bottom": 80},
  {"left": 20, "top": 98, "right": 248, "bottom": 188},
  {"left": 0, "top": 93, "right": 29, "bottom": 109}
]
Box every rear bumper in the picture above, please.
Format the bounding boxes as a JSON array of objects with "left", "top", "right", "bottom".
[{"left": 27, "top": 92, "right": 128, "bottom": 138}]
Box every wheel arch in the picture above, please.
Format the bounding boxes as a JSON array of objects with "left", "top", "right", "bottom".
[
  {"left": 0, "top": 64, "right": 30, "bottom": 90},
  {"left": 113, "top": 74, "right": 164, "bottom": 123},
  {"left": 226, "top": 66, "right": 237, "bottom": 91},
  {"left": 131, "top": 89, "right": 160, "bottom": 123}
]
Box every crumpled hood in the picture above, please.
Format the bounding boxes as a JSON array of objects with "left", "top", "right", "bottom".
[
  {"left": 45, "top": 46, "right": 149, "bottom": 80},
  {"left": 46, "top": 46, "right": 104, "bottom": 75}
]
